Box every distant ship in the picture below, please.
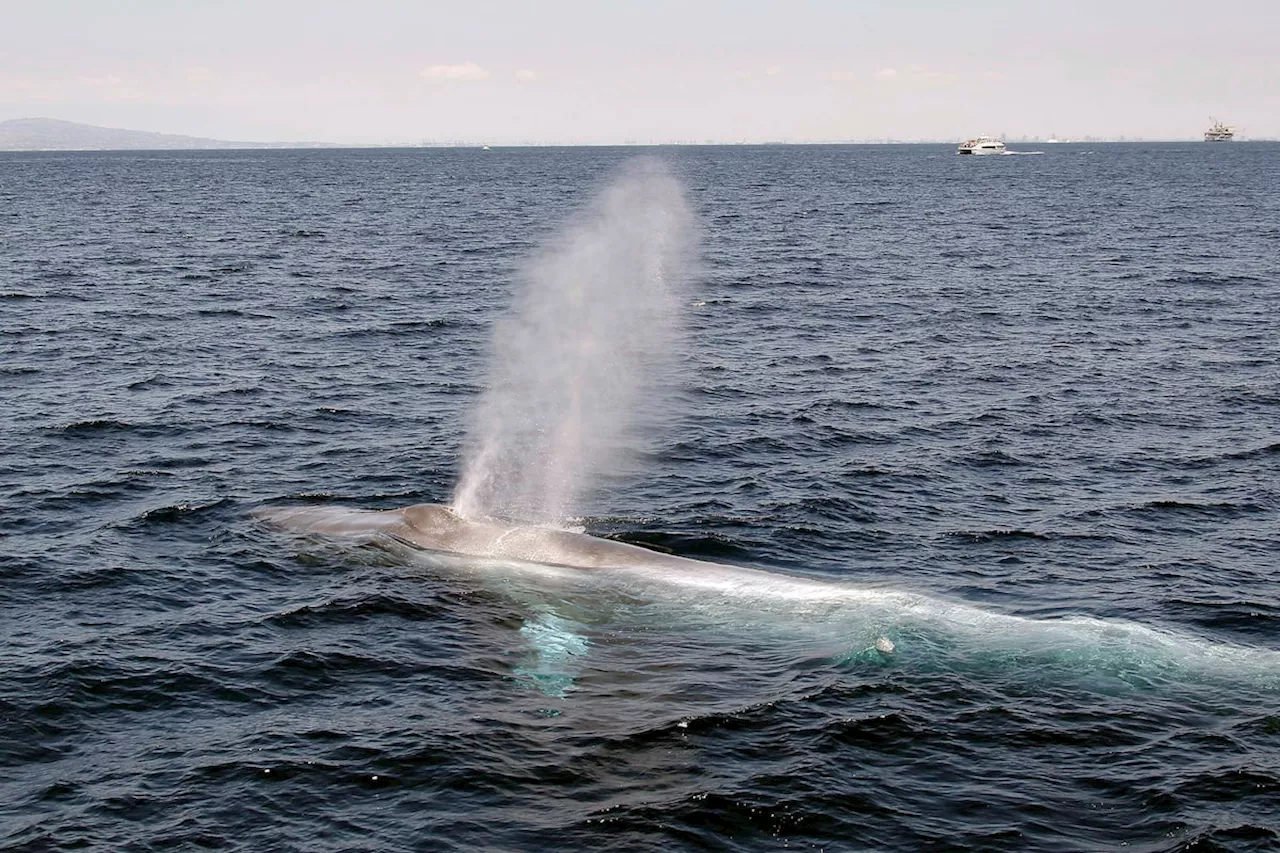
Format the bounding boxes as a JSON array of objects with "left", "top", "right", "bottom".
[
  {"left": 957, "top": 136, "right": 1006, "bottom": 155},
  {"left": 1204, "top": 119, "right": 1234, "bottom": 142}
]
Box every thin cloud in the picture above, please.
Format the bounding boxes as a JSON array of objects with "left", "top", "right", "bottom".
[
  {"left": 1, "top": 73, "right": 148, "bottom": 102},
  {"left": 874, "top": 65, "right": 955, "bottom": 87},
  {"left": 903, "top": 64, "right": 955, "bottom": 86},
  {"left": 0, "top": 76, "right": 53, "bottom": 100},
  {"left": 731, "top": 66, "right": 783, "bottom": 83},
  {"left": 420, "top": 63, "right": 491, "bottom": 82},
  {"left": 514, "top": 69, "right": 540, "bottom": 83},
  {"left": 185, "top": 66, "right": 217, "bottom": 84}
]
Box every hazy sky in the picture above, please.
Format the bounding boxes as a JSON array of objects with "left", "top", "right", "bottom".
[{"left": 2, "top": 0, "right": 1276, "bottom": 144}]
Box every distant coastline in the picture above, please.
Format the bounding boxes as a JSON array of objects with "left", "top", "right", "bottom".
[{"left": 0, "top": 118, "right": 339, "bottom": 151}]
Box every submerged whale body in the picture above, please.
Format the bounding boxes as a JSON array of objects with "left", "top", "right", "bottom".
[{"left": 256, "top": 503, "right": 1279, "bottom": 694}]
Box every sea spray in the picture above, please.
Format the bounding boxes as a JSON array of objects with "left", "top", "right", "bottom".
[{"left": 452, "top": 159, "right": 696, "bottom": 524}]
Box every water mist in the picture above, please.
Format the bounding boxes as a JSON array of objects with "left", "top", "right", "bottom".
[{"left": 452, "top": 159, "right": 696, "bottom": 525}]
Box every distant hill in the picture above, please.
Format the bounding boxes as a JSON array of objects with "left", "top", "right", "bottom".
[{"left": 0, "top": 118, "right": 336, "bottom": 151}]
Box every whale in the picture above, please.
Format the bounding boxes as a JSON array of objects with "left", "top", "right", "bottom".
[
  {"left": 257, "top": 502, "right": 891, "bottom": 603},
  {"left": 255, "top": 502, "right": 1279, "bottom": 695},
  {"left": 261, "top": 502, "right": 713, "bottom": 571},
  {"left": 256, "top": 502, "right": 909, "bottom": 694}
]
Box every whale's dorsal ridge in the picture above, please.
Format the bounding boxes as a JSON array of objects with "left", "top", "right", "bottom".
[{"left": 399, "top": 503, "right": 464, "bottom": 532}]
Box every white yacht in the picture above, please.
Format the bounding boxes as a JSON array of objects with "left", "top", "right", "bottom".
[
  {"left": 957, "top": 136, "right": 1006, "bottom": 155},
  {"left": 1204, "top": 119, "right": 1233, "bottom": 142}
]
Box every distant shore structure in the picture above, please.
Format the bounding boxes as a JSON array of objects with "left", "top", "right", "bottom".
[{"left": 1204, "top": 119, "right": 1234, "bottom": 142}]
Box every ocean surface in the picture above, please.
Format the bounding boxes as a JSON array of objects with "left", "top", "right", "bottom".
[{"left": 2, "top": 143, "right": 1278, "bottom": 852}]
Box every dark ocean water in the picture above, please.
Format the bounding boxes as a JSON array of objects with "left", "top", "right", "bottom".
[{"left": 2, "top": 143, "right": 1279, "bottom": 852}]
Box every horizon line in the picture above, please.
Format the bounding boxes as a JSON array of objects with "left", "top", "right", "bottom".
[
  {"left": 4, "top": 138, "right": 1276, "bottom": 153},
  {"left": 1, "top": 117, "right": 1269, "bottom": 151}
]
